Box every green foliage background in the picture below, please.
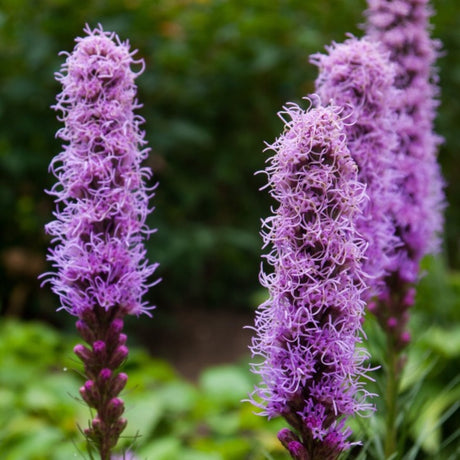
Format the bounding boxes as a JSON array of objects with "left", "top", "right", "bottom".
[
  {"left": 1, "top": 0, "right": 457, "bottom": 316},
  {"left": 1, "top": 259, "right": 460, "bottom": 459},
  {"left": 0, "top": 0, "right": 459, "bottom": 458}
]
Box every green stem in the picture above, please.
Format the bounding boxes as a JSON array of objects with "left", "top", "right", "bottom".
[{"left": 384, "top": 335, "right": 400, "bottom": 459}]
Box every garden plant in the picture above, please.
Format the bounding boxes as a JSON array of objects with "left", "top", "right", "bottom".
[{"left": 0, "top": 0, "right": 459, "bottom": 459}]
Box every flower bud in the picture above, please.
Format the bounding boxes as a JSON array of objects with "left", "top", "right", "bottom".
[
  {"left": 81, "top": 306, "right": 97, "bottom": 321},
  {"left": 113, "top": 417, "right": 127, "bottom": 438},
  {"left": 109, "top": 345, "right": 128, "bottom": 369},
  {"left": 76, "top": 319, "right": 95, "bottom": 344},
  {"left": 110, "top": 318, "right": 124, "bottom": 335},
  {"left": 105, "top": 318, "right": 125, "bottom": 350},
  {"left": 387, "top": 317, "right": 397, "bottom": 329},
  {"left": 367, "top": 301, "right": 377, "bottom": 313},
  {"left": 74, "top": 344, "right": 92, "bottom": 364},
  {"left": 400, "top": 331, "right": 411, "bottom": 346},
  {"left": 80, "top": 380, "right": 98, "bottom": 407},
  {"left": 111, "top": 372, "right": 128, "bottom": 396},
  {"left": 107, "top": 397, "right": 125, "bottom": 421},
  {"left": 277, "top": 428, "right": 299, "bottom": 447},
  {"left": 402, "top": 287, "right": 416, "bottom": 308},
  {"left": 92, "top": 416, "right": 103, "bottom": 434},
  {"left": 288, "top": 441, "right": 308, "bottom": 460},
  {"left": 97, "top": 368, "right": 113, "bottom": 393},
  {"left": 93, "top": 340, "right": 107, "bottom": 361}
]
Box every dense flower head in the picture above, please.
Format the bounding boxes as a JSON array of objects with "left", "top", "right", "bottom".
[
  {"left": 311, "top": 36, "right": 401, "bottom": 297},
  {"left": 249, "top": 101, "right": 373, "bottom": 457},
  {"left": 364, "top": 0, "right": 444, "bottom": 286},
  {"left": 43, "top": 24, "right": 158, "bottom": 317}
]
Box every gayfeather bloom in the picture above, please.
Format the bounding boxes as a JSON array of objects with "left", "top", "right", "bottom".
[
  {"left": 42, "top": 25, "right": 158, "bottom": 459},
  {"left": 249, "top": 102, "right": 373, "bottom": 459},
  {"left": 363, "top": 0, "right": 444, "bottom": 346},
  {"left": 310, "top": 36, "right": 401, "bottom": 299}
]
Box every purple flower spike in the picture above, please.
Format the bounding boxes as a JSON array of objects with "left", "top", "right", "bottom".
[
  {"left": 45, "top": 23, "right": 158, "bottom": 318},
  {"left": 249, "top": 101, "right": 374, "bottom": 459},
  {"left": 311, "top": 36, "right": 401, "bottom": 299},
  {"left": 42, "top": 24, "right": 158, "bottom": 459},
  {"left": 363, "top": 0, "right": 445, "bottom": 347}
]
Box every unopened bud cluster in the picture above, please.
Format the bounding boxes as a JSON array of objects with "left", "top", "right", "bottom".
[{"left": 75, "top": 310, "right": 129, "bottom": 451}]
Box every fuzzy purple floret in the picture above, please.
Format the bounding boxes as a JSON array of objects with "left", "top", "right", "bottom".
[
  {"left": 364, "top": 0, "right": 444, "bottom": 287},
  {"left": 249, "top": 102, "right": 374, "bottom": 458},
  {"left": 43, "top": 24, "right": 158, "bottom": 317},
  {"left": 311, "top": 36, "right": 401, "bottom": 298}
]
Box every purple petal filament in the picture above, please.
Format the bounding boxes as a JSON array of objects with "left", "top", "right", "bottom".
[
  {"left": 42, "top": 24, "right": 158, "bottom": 459},
  {"left": 249, "top": 101, "right": 373, "bottom": 458}
]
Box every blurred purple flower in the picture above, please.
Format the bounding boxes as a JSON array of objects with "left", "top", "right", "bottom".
[
  {"left": 42, "top": 24, "right": 158, "bottom": 459},
  {"left": 311, "top": 36, "right": 401, "bottom": 299},
  {"left": 363, "top": 0, "right": 445, "bottom": 346},
  {"left": 249, "top": 101, "right": 374, "bottom": 459}
]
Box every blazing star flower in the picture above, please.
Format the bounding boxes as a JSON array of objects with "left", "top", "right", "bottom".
[
  {"left": 363, "top": 0, "right": 444, "bottom": 347},
  {"left": 310, "top": 36, "right": 401, "bottom": 299},
  {"left": 249, "top": 101, "right": 373, "bottom": 459},
  {"left": 42, "top": 24, "right": 158, "bottom": 459}
]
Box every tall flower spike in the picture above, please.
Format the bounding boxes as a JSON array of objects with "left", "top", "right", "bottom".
[
  {"left": 42, "top": 24, "right": 159, "bottom": 459},
  {"left": 363, "top": 0, "right": 445, "bottom": 347},
  {"left": 310, "top": 36, "right": 401, "bottom": 300},
  {"left": 249, "top": 101, "right": 374, "bottom": 459}
]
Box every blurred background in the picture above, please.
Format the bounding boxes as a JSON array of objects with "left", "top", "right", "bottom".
[{"left": 0, "top": 0, "right": 459, "bottom": 458}]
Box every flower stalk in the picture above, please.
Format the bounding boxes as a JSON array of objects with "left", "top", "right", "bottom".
[
  {"left": 43, "top": 24, "right": 158, "bottom": 458},
  {"left": 363, "top": 1, "right": 445, "bottom": 455},
  {"left": 363, "top": 0, "right": 444, "bottom": 343},
  {"left": 249, "top": 101, "right": 374, "bottom": 459}
]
